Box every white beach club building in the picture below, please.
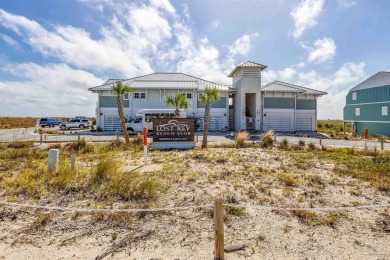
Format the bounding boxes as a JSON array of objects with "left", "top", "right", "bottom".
[{"left": 88, "top": 61, "right": 327, "bottom": 132}]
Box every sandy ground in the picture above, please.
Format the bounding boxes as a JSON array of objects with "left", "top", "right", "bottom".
[{"left": 0, "top": 148, "right": 389, "bottom": 259}]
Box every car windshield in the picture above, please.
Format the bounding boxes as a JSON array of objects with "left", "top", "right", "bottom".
[{"left": 134, "top": 118, "right": 142, "bottom": 123}]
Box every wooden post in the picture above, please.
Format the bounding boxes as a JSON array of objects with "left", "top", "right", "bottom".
[
  {"left": 71, "top": 154, "right": 76, "bottom": 170},
  {"left": 381, "top": 135, "right": 384, "bottom": 151},
  {"left": 48, "top": 149, "right": 59, "bottom": 173},
  {"left": 40, "top": 134, "right": 43, "bottom": 145},
  {"left": 214, "top": 199, "right": 224, "bottom": 260},
  {"left": 343, "top": 121, "right": 346, "bottom": 135},
  {"left": 78, "top": 134, "right": 80, "bottom": 142},
  {"left": 320, "top": 137, "right": 322, "bottom": 146},
  {"left": 116, "top": 130, "right": 119, "bottom": 143}
]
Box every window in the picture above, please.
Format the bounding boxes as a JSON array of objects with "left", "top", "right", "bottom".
[
  {"left": 124, "top": 93, "right": 129, "bottom": 100},
  {"left": 352, "top": 92, "right": 357, "bottom": 101},
  {"left": 134, "top": 93, "right": 146, "bottom": 99},
  {"left": 382, "top": 106, "right": 388, "bottom": 116},
  {"left": 355, "top": 107, "right": 360, "bottom": 116},
  {"left": 186, "top": 93, "right": 192, "bottom": 99}
]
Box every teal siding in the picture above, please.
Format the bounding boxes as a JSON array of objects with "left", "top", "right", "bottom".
[
  {"left": 100, "top": 96, "right": 129, "bottom": 108},
  {"left": 344, "top": 102, "right": 390, "bottom": 121},
  {"left": 296, "top": 99, "right": 316, "bottom": 110},
  {"left": 356, "top": 122, "right": 390, "bottom": 136},
  {"left": 346, "top": 85, "right": 390, "bottom": 105},
  {"left": 197, "top": 97, "right": 227, "bottom": 108},
  {"left": 264, "top": 98, "right": 294, "bottom": 109}
]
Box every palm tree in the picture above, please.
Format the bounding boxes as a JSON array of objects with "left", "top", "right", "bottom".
[
  {"left": 165, "top": 93, "right": 189, "bottom": 118},
  {"left": 112, "top": 81, "right": 132, "bottom": 145},
  {"left": 199, "top": 88, "right": 220, "bottom": 149}
]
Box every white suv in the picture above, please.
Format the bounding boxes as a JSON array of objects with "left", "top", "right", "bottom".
[{"left": 60, "top": 119, "right": 89, "bottom": 130}]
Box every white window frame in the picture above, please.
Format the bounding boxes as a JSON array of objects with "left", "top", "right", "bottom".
[
  {"left": 352, "top": 92, "right": 357, "bottom": 101},
  {"left": 382, "top": 106, "right": 388, "bottom": 116},
  {"left": 355, "top": 107, "right": 360, "bottom": 116},
  {"left": 123, "top": 93, "right": 129, "bottom": 100}
]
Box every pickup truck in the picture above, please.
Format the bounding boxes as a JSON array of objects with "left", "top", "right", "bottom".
[{"left": 126, "top": 118, "right": 152, "bottom": 133}]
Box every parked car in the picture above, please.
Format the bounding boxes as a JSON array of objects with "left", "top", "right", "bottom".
[
  {"left": 59, "top": 119, "right": 89, "bottom": 130},
  {"left": 39, "top": 118, "right": 61, "bottom": 128}
]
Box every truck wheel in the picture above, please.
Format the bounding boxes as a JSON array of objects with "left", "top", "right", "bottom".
[
  {"left": 60, "top": 125, "right": 66, "bottom": 130},
  {"left": 79, "top": 125, "right": 85, "bottom": 130},
  {"left": 127, "top": 128, "right": 134, "bottom": 135}
]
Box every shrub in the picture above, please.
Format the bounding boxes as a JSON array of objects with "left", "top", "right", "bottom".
[
  {"left": 90, "top": 158, "right": 119, "bottom": 185},
  {"left": 131, "top": 134, "right": 144, "bottom": 150},
  {"left": 278, "top": 173, "right": 301, "bottom": 187},
  {"left": 298, "top": 139, "right": 305, "bottom": 147},
  {"left": 308, "top": 142, "right": 316, "bottom": 150},
  {"left": 64, "top": 138, "right": 94, "bottom": 153},
  {"left": 279, "top": 138, "right": 289, "bottom": 150},
  {"left": 7, "top": 141, "right": 34, "bottom": 149},
  {"left": 260, "top": 130, "right": 274, "bottom": 148},
  {"left": 236, "top": 131, "right": 249, "bottom": 148}
]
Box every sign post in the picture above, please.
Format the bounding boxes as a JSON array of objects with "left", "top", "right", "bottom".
[{"left": 143, "top": 127, "right": 148, "bottom": 164}]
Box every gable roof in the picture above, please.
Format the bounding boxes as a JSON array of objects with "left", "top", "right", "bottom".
[
  {"left": 350, "top": 72, "right": 390, "bottom": 91},
  {"left": 261, "top": 81, "right": 327, "bottom": 95},
  {"left": 227, "top": 60, "right": 267, "bottom": 77},
  {"left": 88, "top": 73, "right": 229, "bottom": 92}
]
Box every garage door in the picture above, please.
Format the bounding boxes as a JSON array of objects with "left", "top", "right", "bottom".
[
  {"left": 296, "top": 116, "right": 312, "bottom": 131},
  {"left": 198, "top": 117, "right": 223, "bottom": 131},
  {"left": 104, "top": 115, "right": 122, "bottom": 131},
  {"left": 266, "top": 116, "right": 292, "bottom": 131}
]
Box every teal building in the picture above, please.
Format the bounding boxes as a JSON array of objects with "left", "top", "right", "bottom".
[{"left": 344, "top": 72, "right": 390, "bottom": 136}]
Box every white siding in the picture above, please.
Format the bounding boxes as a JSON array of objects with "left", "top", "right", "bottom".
[{"left": 263, "top": 109, "right": 294, "bottom": 131}]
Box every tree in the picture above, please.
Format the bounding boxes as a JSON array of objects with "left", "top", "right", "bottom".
[
  {"left": 112, "top": 81, "right": 132, "bottom": 145},
  {"left": 165, "top": 93, "right": 189, "bottom": 118},
  {"left": 199, "top": 88, "right": 220, "bottom": 149}
]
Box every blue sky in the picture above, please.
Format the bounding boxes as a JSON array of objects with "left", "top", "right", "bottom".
[{"left": 0, "top": 0, "right": 389, "bottom": 119}]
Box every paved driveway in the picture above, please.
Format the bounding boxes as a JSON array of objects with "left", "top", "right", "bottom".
[{"left": 1, "top": 128, "right": 389, "bottom": 150}]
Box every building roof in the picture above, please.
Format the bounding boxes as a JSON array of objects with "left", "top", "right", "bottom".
[
  {"left": 261, "top": 81, "right": 327, "bottom": 95},
  {"left": 88, "top": 73, "right": 229, "bottom": 92},
  {"left": 350, "top": 72, "right": 390, "bottom": 91},
  {"left": 227, "top": 60, "right": 268, "bottom": 77}
]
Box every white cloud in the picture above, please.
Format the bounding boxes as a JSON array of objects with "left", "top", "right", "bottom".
[
  {"left": 211, "top": 20, "right": 220, "bottom": 28},
  {"left": 338, "top": 0, "right": 356, "bottom": 8},
  {"left": 262, "top": 70, "right": 278, "bottom": 85},
  {"left": 182, "top": 3, "right": 190, "bottom": 20},
  {"left": 290, "top": 0, "right": 325, "bottom": 38},
  {"left": 278, "top": 67, "right": 296, "bottom": 80},
  {"left": 0, "top": 33, "right": 20, "bottom": 49},
  {"left": 0, "top": 4, "right": 174, "bottom": 76},
  {"left": 0, "top": 63, "right": 104, "bottom": 117},
  {"left": 296, "top": 62, "right": 366, "bottom": 119},
  {"left": 307, "top": 38, "right": 337, "bottom": 63}
]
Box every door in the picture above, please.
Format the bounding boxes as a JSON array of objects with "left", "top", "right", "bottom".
[{"left": 296, "top": 116, "right": 313, "bottom": 131}]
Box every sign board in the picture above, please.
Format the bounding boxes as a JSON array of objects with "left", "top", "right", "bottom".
[{"left": 153, "top": 118, "right": 194, "bottom": 142}]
